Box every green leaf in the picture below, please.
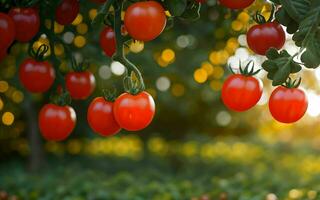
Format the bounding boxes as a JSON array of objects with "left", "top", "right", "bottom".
[
  {"left": 292, "top": 5, "right": 320, "bottom": 68},
  {"left": 164, "top": 0, "right": 187, "bottom": 17},
  {"left": 262, "top": 48, "right": 302, "bottom": 86}
]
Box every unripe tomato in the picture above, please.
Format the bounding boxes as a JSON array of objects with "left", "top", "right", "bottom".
[
  {"left": 113, "top": 92, "right": 155, "bottom": 131},
  {"left": 8, "top": 7, "right": 40, "bottom": 42},
  {"left": 65, "top": 71, "right": 96, "bottom": 100},
  {"left": 269, "top": 86, "right": 308, "bottom": 123},
  {"left": 0, "top": 13, "right": 15, "bottom": 50},
  {"left": 39, "top": 104, "right": 76, "bottom": 141},
  {"left": 100, "top": 26, "right": 116, "bottom": 57},
  {"left": 222, "top": 74, "right": 263, "bottom": 112},
  {"left": 219, "top": 0, "right": 255, "bottom": 9},
  {"left": 19, "top": 58, "right": 55, "bottom": 93},
  {"left": 87, "top": 97, "right": 121, "bottom": 136},
  {"left": 55, "top": 0, "right": 80, "bottom": 25},
  {"left": 124, "top": 1, "right": 166, "bottom": 41},
  {"left": 247, "top": 22, "right": 285, "bottom": 55}
]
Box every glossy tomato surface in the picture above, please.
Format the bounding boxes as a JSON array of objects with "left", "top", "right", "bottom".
[
  {"left": 65, "top": 71, "right": 96, "bottom": 100},
  {"left": 19, "top": 58, "right": 55, "bottom": 93},
  {"left": 100, "top": 26, "right": 116, "bottom": 57},
  {"left": 0, "top": 13, "right": 15, "bottom": 49},
  {"left": 222, "top": 74, "right": 263, "bottom": 112},
  {"left": 113, "top": 92, "right": 155, "bottom": 131},
  {"left": 39, "top": 104, "right": 76, "bottom": 141},
  {"left": 124, "top": 1, "right": 166, "bottom": 41},
  {"left": 55, "top": 0, "right": 80, "bottom": 25},
  {"left": 87, "top": 97, "right": 121, "bottom": 136},
  {"left": 247, "top": 22, "right": 285, "bottom": 55},
  {"left": 219, "top": 0, "right": 255, "bottom": 9},
  {"left": 8, "top": 7, "right": 40, "bottom": 42},
  {"left": 269, "top": 86, "right": 308, "bottom": 123}
]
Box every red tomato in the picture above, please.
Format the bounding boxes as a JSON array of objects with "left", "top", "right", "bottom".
[
  {"left": 222, "top": 74, "right": 263, "bottom": 112},
  {"left": 100, "top": 26, "right": 116, "bottom": 57},
  {"left": 19, "top": 58, "right": 55, "bottom": 93},
  {"left": 247, "top": 22, "right": 285, "bottom": 55},
  {"left": 65, "top": 71, "right": 96, "bottom": 100},
  {"left": 8, "top": 7, "right": 40, "bottom": 42},
  {"left": 0, "top": 13, "right": 15, "bottom": 50},
  {"left": 269, "top": 86, "right": 308, "bottom": 123},
  {"left": 124, "top": 1, "right": 166, "bottom": 41},
  {"left": 39, "top": 104, "right": 76, "bottom": 141},
  {"left": 55, "top": 0, "right": 80, "bottom": 25},
  {"left": 219, "top": 0, "right": 255, "bottom": 9},
  {"left": 113, "top": 92, "right": 155, "bottom": 131},
  {"left": 87, "top": 97, "right": 121, "bottom": 136},
  {"left": 90, "top": 0, "right": 106, "bottom": 3}
]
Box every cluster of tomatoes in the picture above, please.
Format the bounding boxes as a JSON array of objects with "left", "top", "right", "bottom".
[{"left": 220, "top": 0, "right": 308, "bottom": 124}]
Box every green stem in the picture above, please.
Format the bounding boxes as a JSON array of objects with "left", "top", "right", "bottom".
[{"left": 112, "top": 0, "right": 145, "bottom": 92}]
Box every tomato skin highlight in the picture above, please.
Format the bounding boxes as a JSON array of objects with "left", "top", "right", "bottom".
[
  {"left": 124, "top": 1, "right": 166, "bottom": 41},
  {"left": 19, "top": 58, "right": 55, "bottom": 93},
  {"left": 55, "top": 0, "right": 80, "bottom": 25},
  {"left": 39, "top": 104, "right": 76, "bottom": 141},
  {"left": 87, "top": 97, "right": 121, "bottom": 136},
  {"left": 8, "top": 7, "right": 40, "bottom": 42},
  {"left": 219, "top": 0, "right": 255, "bottom": 9},
  {"left": 222, "top": 74, "right": 263, "bottom": 112},
  {"left": 100, "top": 26, "right": 116, "bottom": 57},
  {"left": 0, "top": 13, "right": 15, "bottom": 50},
  {"left": 247, "top": 22, "right": 286, "bottom": 55},
  {"left": 65, "top": 71, "right": 96, "bottom": 100},
  {"left": 113, "top": 92, "right": 155, "bottom": 131},
  {"left": 269, "top": 86, "right": 308, "bottom": 123}
]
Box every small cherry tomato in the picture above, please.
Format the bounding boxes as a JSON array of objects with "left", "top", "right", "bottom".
[
  {"left": 0, "top": 13, "right": 15, "bottom": 49},
  {"left": 124, "top": 1, "right": 166, "bottom": 41},
  {"left": 247, "top": 21, "right": 285, "bottom": 55},
  {"left": 100, "top": 26, "right": 116, "bottom": 57},
  {"left": 219, "top": 0, "right": 255, "bottom": 9},
  {"left": 8, "top": 7, "right": 40, "bottom": 42},
  {"left": 19, "top": 58, "right": 55, "bottom": 93},
  {"left": 87, "top": 97, "right": 121, "bottom": 136},
  {"left": 65, "top": 71, "right": 96, "bottom": 100},
  {"left": 39, "top": 104, "right": 76, "bottom": 141},
  {"left": 113, "top": 91, "right": 155, "bottom": 131},
  {"left": 269, "top": 86, "right": 308, "bottom": 123},
  {"left": 55, "top": 0, "right": 80, "bottom": 25},
  {"left": 222, "top": 74, "right": 263, "bottom": 112}
]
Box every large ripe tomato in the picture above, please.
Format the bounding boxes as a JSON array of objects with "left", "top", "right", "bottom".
[
  {"left": 219, "top": 0, "right": 255, "bottom": 9},
  {"left": 124, "top": 1, "right": 166, "bottom": 41},
  {"left": 65, "top": 71, "right": 96, "bottom": 100},
  {"left": 87, "top": 97, "right": 121, "bottom": 136},
  {"left": 247, "top": 22, "right": 285, "bottom": 55},
  {"left": 39, "top": 104, "right": 76, "bottom": 141},
  {"left": 100, "top": 26, "right": 116, "bottom": 57},
  {"left": 0, "top": 13, "right": 15, "bottom": 50},
  {"left": 19, "top": 58, "right": 55, "bottom": 93},
  {"left": 55, "top": 0, "right": 80, "bottom": 25},
  {"left": 113, "top": 91, "right": 155, "bottom": 131},
  {"left": 8, "top": 7, "right": 40, "bottom": 42},
  {"left": 269, "top": 86, "right": 308, "bottom": 123},
  {"left": 222, "top": 74, "right": 263, "bottom": 112}
]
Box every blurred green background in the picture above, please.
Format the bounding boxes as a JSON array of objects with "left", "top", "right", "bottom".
[{"left": 1, "top": 0, "right": 320, "bottom": 199}]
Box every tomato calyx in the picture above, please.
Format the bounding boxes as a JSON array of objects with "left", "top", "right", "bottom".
[
  {"left": 102, "top": 89, "right": 117, "bottom": 102},
  {"left": 28, "top": 44, "right": 49, "bottom": 61},
  {"left": 229, "top": 60, "right": 261, "bottom": 77},
  {"left": 71, "top": 57, "right": 89, "bottom": 72},
  {"left": 282, "top": 77, "right": 302, "bottom": 89},
  {"left": 50, "top": 90, "right": 72, "bottom": 106},
  {"left": 252, "top": 4, "right": 275, "bottom": 24},
  {"left": 123, "top": 72, "right": 145, "bottom": 95}
]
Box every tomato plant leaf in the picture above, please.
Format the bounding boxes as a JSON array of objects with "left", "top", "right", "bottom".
[
  {"left": 262, "top": 48, "right": 302, "bottom": 86},
  {"left": 164, "top": 0, "right": 187, "bottom": 17}
]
